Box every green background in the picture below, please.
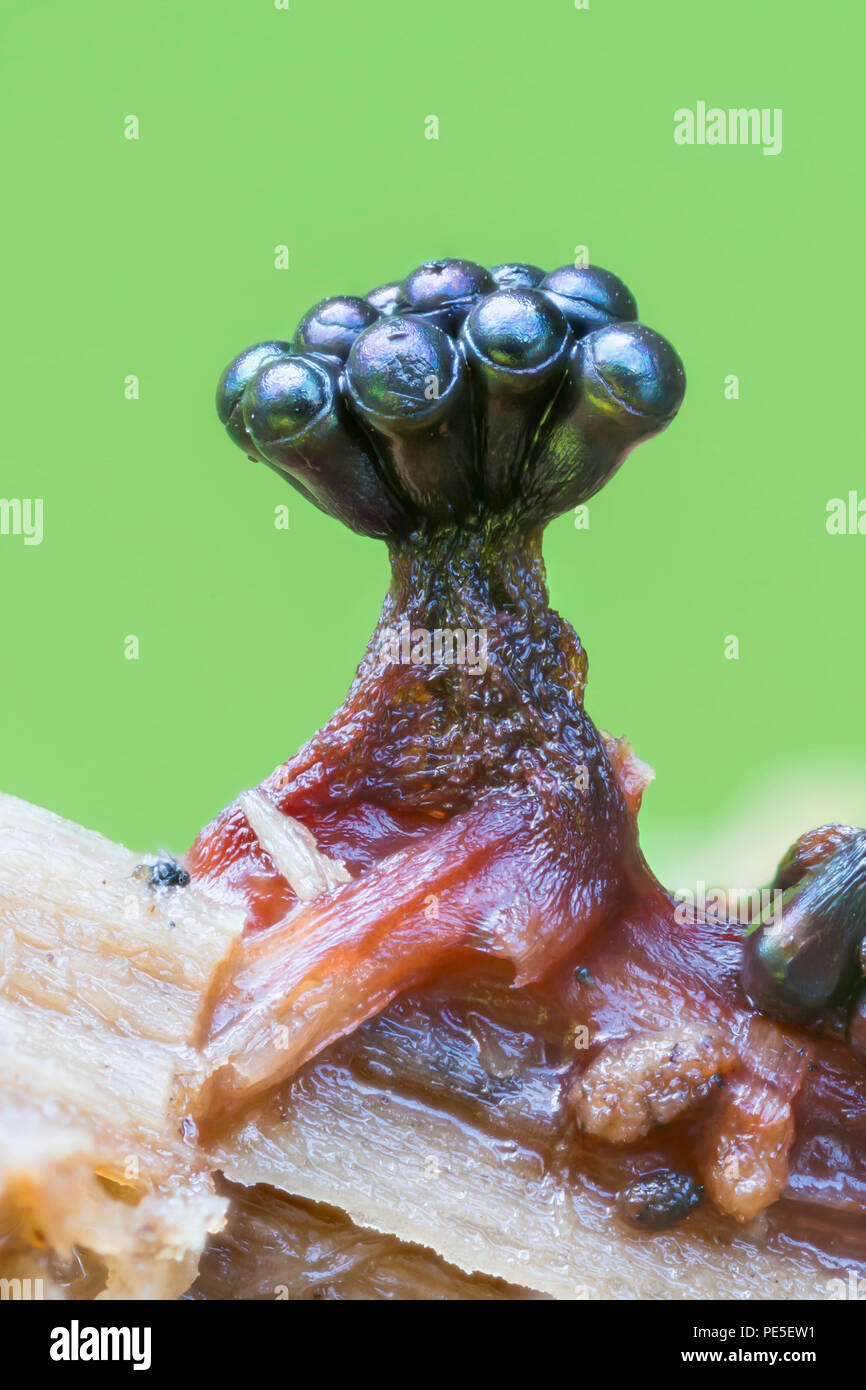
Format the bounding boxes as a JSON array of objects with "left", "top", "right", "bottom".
[{"left": 1, "top": 0, "right": 863, "bottom": 891}]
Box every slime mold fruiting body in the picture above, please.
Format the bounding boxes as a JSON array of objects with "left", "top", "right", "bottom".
[{"left": 192, "top": 260, "right": 866, "bottom": 1256}]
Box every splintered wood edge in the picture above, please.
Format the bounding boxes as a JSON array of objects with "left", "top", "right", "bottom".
[{"left": 0, "top": 792, "right": 245, "bottom": 1298}]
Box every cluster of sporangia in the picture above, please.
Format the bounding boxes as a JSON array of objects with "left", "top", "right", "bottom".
[{"left": 216, "top": 257, "right": 686, "bottom": 538}]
